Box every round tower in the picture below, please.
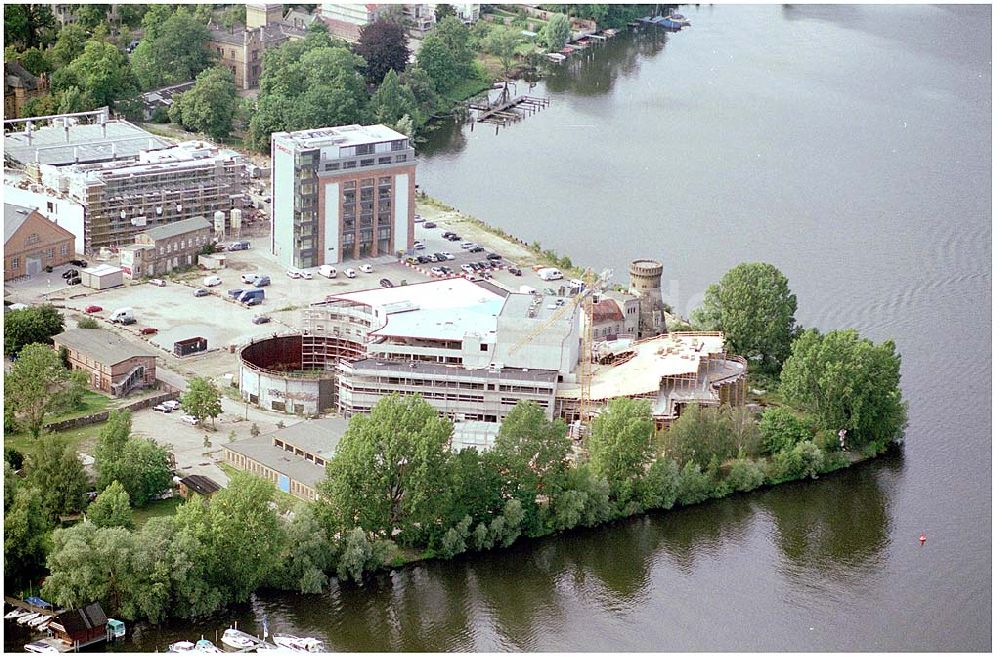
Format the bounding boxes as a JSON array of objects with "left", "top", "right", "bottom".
[{"left": 629, "top": 259, "right": 666, "bottom": 338}]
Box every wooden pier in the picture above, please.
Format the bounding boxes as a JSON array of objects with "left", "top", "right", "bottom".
[{"left": 468, "top": 95, "right": 550, "bottom": 128}]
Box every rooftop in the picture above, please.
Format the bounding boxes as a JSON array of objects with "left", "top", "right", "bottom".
[
  {"left": 498, "top": 292, "right": 577, "bottom": 324},
  {"left": 273, "top": 124, "right": 408, "bottom": 150},
  {"left": 179, "top": 474, "right": 221, "bottom": 496},
  {"left": 4, "top": 119, "right": 171, "bottom": 167},
  {"left": 348, "top": 357, "right": 560, "bottom": 384},
  {"left": 53, "top": 328, "right": 157, "bottom": 365},
  {"left": 4, "top": 203, "right": 37, "bottom": 243},
  {"left": 592, "top": 298, "right": 624, "bottom": 324},
  {"left": 271, "top": 416, "right": 350, "bottom": 456},
  {"left": 139, "top": 216, "right": 212, "bottom": 242},
  {"left": 82, "top": 264, "right": 122, "bottom": 277},
  {"left": 558, "top": 332, "right": 735, "bottom": 401}
]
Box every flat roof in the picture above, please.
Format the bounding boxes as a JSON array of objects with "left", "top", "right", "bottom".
[
  {"left": 139, "top": 216, "right": 211, "bottom": 242},
  {"left": 273, "top": 124, "right": 408, "bottom": 151},
  {"left": 271, "top": 416, "right": 350, "bottom": 456},
  {"left": 227, "top": 437, "right": 328, "bottom": 490},
  {"left": 559, "top": 332, "right": 733, "bottom": 400},
  {"left": 53, "top": 329, "right": 157, "bottom": 365},
  {"left": 498, "top": 292, "right": 576, "bottom": 324},
  {"left": 333, "top": 279, "right": 507, "bottom": 341},
  {"left": 4, "top": 120, "right": 171, "bottom": 166},
  {"left": 82, "top": 264, "right": 122, "bottom": 276}
]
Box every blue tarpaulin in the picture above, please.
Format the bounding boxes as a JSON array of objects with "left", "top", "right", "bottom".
[{"left": 25, "top": 596, "right": 54, "bottom": 609}]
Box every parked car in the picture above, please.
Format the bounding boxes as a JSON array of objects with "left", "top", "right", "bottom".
[
  {"left": 300, "top": 270, "right": 313, "bottom": 280},
  {"left": 285, "top": 269, "right": 302, "bottom": 279},
  {"left": 416, "top": 255, "right": 431, "bottom": 264},
  {"left": 62, "top": 269, "right": 79, "bottom": 279},
  {"left": 252, "top": 313, "right": 271, "bottom": 324},
  {"left": 228, "top": 241, "right": 251, "bottom": 251},
  {"left": 193, "top": 288, "right": 209, "bottom": 297},
  {"left": 460, "top": 241, "right": 475, "bottom": 249},
  {"left": 508, "top": 266, "right": 523, "bottom": 276},
  {"left": 447, "top": 234, "right": 462, "bottom": 242},
  {"left": 413, "top": 240, "right": 426, "bottom": 250},
  {"left": 228, "top": 288, "right": 245, "bottom": 299},
  {"left": 162, "top": 400, "right": 181, "bottom": 411},
  {"left": 379, "top": 278, "right": 393, "bottom": 288},
  {"left": 203, "top": 275, "right": 222, "bottom": 287},
  {"left": 67, "top": 276, "right": 82, "bottom": 285},
  {"left": 319, "top": 265, "right": 338, "bottom": 279},
  {"left": 149, "top": 278, "right": 166, "bottom": 287},
  {"left": 43, "top": 265, "right": 53, "bottom": 273},
  {"left": 84, "top": 305, "right": 103, "bottom": 313},
  {"left": 344, "top": 268, "right": 356, "bottom": 279},
  {"left": 360, "top": 264, "right": 374, "bottom": 273},
  {"left": 469, "top": 245, "right": 485, "bottom": 253},
  {"left": 441, "top": 252, "right": 455, "bottom": 260},
  {"left": 179, "top": 414, "right": 198, "bottom": 425},
  {"left": 241, "top": 273, "right": 259, "bottom": 284},
  {"left": 69, "top": 259, "right": 87, "bottom": 268},
  {"left": 140, "top": 327, "right": 158, "bottom": 335},
  {"left": 252, "top": 275, "right": 270, "bottom": 287},
  {"left": 442, "top": 231, "right": 455, "bottom": 238},
  {"left": 430, "top": 266, "right": 445, "bottom": 277},
  {"left": 423, "top": 221, "right": 437, "bottom": 229},
  {"left": 405, "top": 257, "right": 419, "bottom": 265},
  {"left": 432, "top": 253, "right": 446, "bottom": 262},
  {"left": 487, "top": 253, "right": 502, "bottom": 261},
  {"left": 461, "top": 264, "right": 475, "bottom": 274},
  {"left": 153, "top": 402, "right": 174, "bottom": 413}
]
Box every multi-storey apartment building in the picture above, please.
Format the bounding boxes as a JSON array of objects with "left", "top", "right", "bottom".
[
  {"left": 271, "top": 124, "right": 415, "bottom": 269},
  {"left": 318, "top": 3, "right": 393, "bottom": 41}
]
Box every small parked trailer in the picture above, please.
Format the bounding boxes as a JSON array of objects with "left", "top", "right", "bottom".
[{"left": 173, "top": 336, "right": 208, "bottom": 358}]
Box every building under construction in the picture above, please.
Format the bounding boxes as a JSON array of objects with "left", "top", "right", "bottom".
[{"left": 4, "top": 109, "right": 245, "bottom": 253}]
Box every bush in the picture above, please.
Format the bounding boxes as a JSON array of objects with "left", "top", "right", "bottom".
[
  {"left": 769, "top": 440, "right": 824, "bottom": 483},
  {"left": 641, "top": 458, "right": 681, "bottom": 511},
  {"left": 250, "top": 423, "right": 260, "bottom": 437},
  {"left": 726, "top": 458, "right": 766, "bottom": 493},
  {"left": 759, "top": 407, "right": 814, "bottom": 455},
  {"left": 676, "top": 461, "right": 714, "bottom": 506},
  {"left": 820, "top": 450, "right": 852, "bottom": 473},
  {"left": 335, "top": 528, "right": 395, "bottom": 583},
  {"left": 4, "top": 447, "right": 25, "bottom": 470},
  {"left": 437, "top": 515, "right": 472, "bottom": 558},
  {"left": 77, "top": 318, "right": 99, "bottom": 329}
]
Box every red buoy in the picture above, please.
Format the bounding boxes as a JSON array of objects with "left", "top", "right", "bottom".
[{"left": 919, "top": 534, "right": 927, "bottom": 545}]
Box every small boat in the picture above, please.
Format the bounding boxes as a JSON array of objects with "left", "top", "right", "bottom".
[
  {"left": 168, "top": 640, "right": 197, "bottom": 653},
  {"left": 30, "top": 615, "right": 52, "bottom": 628},
  {"left": 546, "top": 53, "right": 567, "bottom": 63},
  {"left": 272, "top": 635, "right": 325, "bottom": 653},
  {"left": 254, "top": 644, "right": 283, "bottom": 654},
  {"left": 5, "top": 609, "right": 24, "bottom": 619},
  {"left": 195, "top": 639, "right": 223, "bottom": 653},
  {"left": 24, "top": 641, "right": 59, "bottom": 654},
  {"left": 221, "top": 628, "right": 262, "bottom": 651},
  {"left": 18, "top": 612, "right": 40, "bottom": 624}
]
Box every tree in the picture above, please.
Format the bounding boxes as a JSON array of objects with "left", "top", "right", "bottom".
[
  {"left": 17, "top": 47, "right": 52, "bottom": 76},
  {"left": 354, "top": 18, "right": 410, "bottom": 86},
  {"left": 221, "top": 4, "right": 247, "bottom": 30},
  {"left": 26, "top": 434, "right": 88, "bottom": 519},
  {"left": 169, "top": 66, "right": 238, "bottom": 140},
  {"left": 492, "top": 401, "right": 571, "bottom": 535},
  {"left": 77, "top": 317, "right": 100, "bottom": 329},
  {"left": 779, "top": 328, "right": 907, "bottom": 452},
  {"left": 691, "top": 263, "right": 799, "bottom": 371},
  {"left": 587, "top": 398, "right": 656, "bottom": 508},
  {"left": 435, "top": 4, "right": 457, "bottom": 21},
  {"left": 4, "top": 4, "right": 57, "bottom": 50},
  {"left": 4, "top": 484, "right": 53, "bottom": 587},
  {"left": 181, "top": 377, "right": 223, "bottom": 428},
  {"left": 317, "top": 394, "right": 453, "bottom": 544},
  {"left": 417, "top": 18, "right": 474, "bottom": 93},
  {"left": 73, "top": 4, "right": 111, "bottom": 30},
  {"left": 95, "top": 409, "right": 132, "bottom": 466},
  {"left": 662, "top": 404, "right": 744, "bottom": 467},
  {"left": 401, "top": 65, "right": 440, "bottom": 120},
  {"left": 483, "top": 25, "right": 524, "bottom": 78},
  {"left": 116, "top": 4, "right": 149, "bottom": 29},
  {"left": 758, "top": 407, "right": 815, "bottom": 455},
  {"left": 55, "top": 39, "right": 138, "bottom": 109},
  {"left": 88, "top": 481, "right": 133, "bottom": 529},
  {"left": 271, "top": 503, "right": 335, "bottom": 594},
  {"left": 207, "top": 473, "right": 284, "bottom": 601},
  {"left": 371, "top": 69, "right": 418, "bottom": 125},
  {"left": 4, "top": 304, "right": 64, "bottom": 357},
  {"left": 42, "top": 521, "right": 136, "bottom": 614},
  {"left": 97, "top": 437, "right": 173, "bottom": 507},
  {"left": 130, "top": 13, "right": 213, "bottom": 90},
  {"left": 5, "top": 343, "right": 82, "bottom": 440},
  {"left": 542, "top": 13, "right": 572, "bottom": 51}
]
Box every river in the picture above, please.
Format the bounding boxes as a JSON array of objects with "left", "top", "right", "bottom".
[{"left": 14, "top": 4, "right": 991, "bottom": 652}]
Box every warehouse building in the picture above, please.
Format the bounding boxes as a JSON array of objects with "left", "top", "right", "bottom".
[
  {"left": 4, "top": 204, "right": 76, "bottom": 280},
  {"left": 119, "top": 216, "right": 213, "bottom": 278},
  {"left": 53, "top": 328, "right": 157, "bottom": 396}
]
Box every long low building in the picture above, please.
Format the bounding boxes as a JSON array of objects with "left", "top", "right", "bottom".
[{"left": 53, "top": 328, "right": 157, "bottom": 396}]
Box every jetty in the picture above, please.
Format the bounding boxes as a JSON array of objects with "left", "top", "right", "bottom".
[{"left": 468, "top": 95, "right": 550, "bottom": 127}]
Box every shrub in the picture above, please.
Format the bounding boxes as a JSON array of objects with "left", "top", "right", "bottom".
[
  {"left": 437, "top": 515, "right": 472, "bottom": 558},
  {"left": 676, "top": 461, "right": 714, "bottom": 506},
  {"left": 250, "top": 423, "right": 260, "bottom": 437},
  {"left": 759, "top": 407, "right": 814, "bottom": 455},
  {"left": 770, "top": 440, "right": 824, "bottom": 483},
  {"left": 641, "top": 458, "right": 681, "bottom": 511},
  {"left": 726, "top": 458, "right": 766, "bottom": 493},
  {"left": 77, "top": 318, "right": 99, "bottom": 329}
]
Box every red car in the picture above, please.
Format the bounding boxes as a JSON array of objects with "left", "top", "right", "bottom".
[
  {"left": 140, "top": 327, "right": 158, "bottom": 335},
  {"left": 85, "top": 305, "right": 103, "bottom": 313}
]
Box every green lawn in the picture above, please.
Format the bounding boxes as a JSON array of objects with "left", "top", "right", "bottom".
[
  {"left": 5, "top": 421, "right": 109, "bottom": 458},
  {"left": 44, "top": 390, "right": 113, "bottom": 425},
  {"left": 131, "top": 496, "right": 183, "bottom": 527}
]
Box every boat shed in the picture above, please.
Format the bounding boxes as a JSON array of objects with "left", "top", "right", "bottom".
[{"left": 48, "top": 602, "right": 108, "bottom": 649}]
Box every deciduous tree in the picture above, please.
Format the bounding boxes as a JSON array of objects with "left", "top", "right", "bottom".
[
  {"left": 483, "top": 25, "right": 525, "bottom": 78},
  {"left": 691, "top": 262, "right": 799, "bottom": 371},
  {"left": 130, "top": 13, "right": 213, "bottom": 90},
  {"left": 5, "top": 343, "right": 82, "bottom": 440},
  {"left": 54, "top": 39, "right": 138, "bottom": 109},
  {"left": 181, "top": 377, "right": 223, "bottom": 428},
  {"left": 355, "top": 18, "right": 410, "bottom": 85},
  {"left": 371, "top": 69, "right": 418, "bottom": 125},
  {"left": 88, "top": 480, "right": 133, "bottom": 529},
  {"left": 169, "top": 66, "right": 238, "bottom": 140},
  {"left": 4, "top": 304, "right": 64, "bottom": 357},
  {"left": 542, "top": 13, "right": 571, "bottom": 51},
  {"left": 779, "top": 328, "right": 907, "bottom": 451},
  {"left": 4, "top": 484, "right": 53, "bottom": 587},
  {"left": 26, "top": 434, "right": 88, "bottom": 519},
  {"left": 97, "top": 437, "right": 173, "bottom": 507},
  {"left": 587, "top": 398, "right": 655, "bottom": 507},
  {"left": 4, "top": 4, "right": 57, "bottom": 50}
]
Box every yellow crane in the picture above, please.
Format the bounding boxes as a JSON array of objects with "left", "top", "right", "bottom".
[{"left": 508, "top": 268, "right": 613, "bottom": 426}]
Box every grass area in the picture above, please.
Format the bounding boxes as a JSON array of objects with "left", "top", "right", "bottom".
[
  {"left": 438, "top": 76, "right": 495, "bottom": 111},
  {"left": 5, "top": 421, "right": 109, "bottom": 458},
  {"left": 132, "top": 496, "right": 183, "bottom": 527},
  {"left": 43, "top": 390, "right": 113, "bottom": 425}
]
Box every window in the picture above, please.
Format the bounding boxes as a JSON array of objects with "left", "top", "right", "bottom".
[
  {"left": 360, "top": 158, "right": 374, "bottom": 167},
  {"left": 395, "top": 155, "right": 408, "bottom": 163},
  {"left": 480, "top": 343, "right": 488, "bottom": 351},
  {"left": 44, "top": 248, "right": 53, "bottom": 258},
  {"left": 47, "top": 201, "right": 55, "bottom": 213},
  {"left": 60, "top": 244, "right": 68, "bottom": 256},
  {"left": 11, "top": 257, "right": 19, "bottom": 269},
  {"left": 25, "top": 233, "right": 39, "bottom": 246}
]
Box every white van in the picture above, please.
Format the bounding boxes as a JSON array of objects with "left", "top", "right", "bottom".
[
  {"left": 519, "top": 285, "right": 539, "bottom": 295},
  {"left": 344, "top": 268, "right": 357, "bottom": 279},
  {"left": 319, "top": 264, "right": 338, "bottom": 279},
  {"left": 537, "top": 268, "right": 564, "bottom": 281},
  {"left": 203, "top": 275, "right": 222, "bottom": 287},
  {"left": 109, "top": 308, "right": 134, "bottom": 324}
]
